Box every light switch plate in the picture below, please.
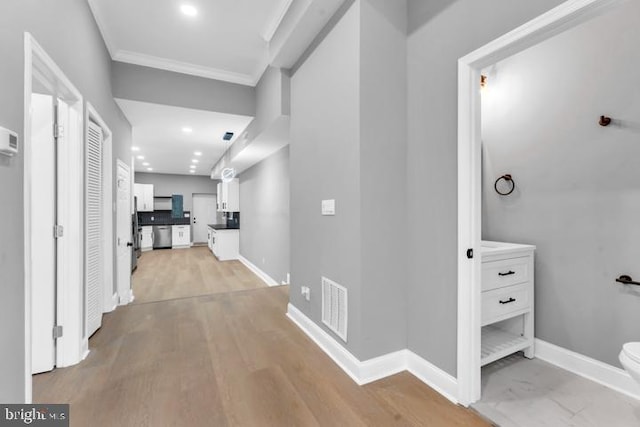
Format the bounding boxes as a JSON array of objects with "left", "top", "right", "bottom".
[{"left": 322, "top": 199, "right": 335, "bottom": 216}]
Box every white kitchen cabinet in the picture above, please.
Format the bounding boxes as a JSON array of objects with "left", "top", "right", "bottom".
[
  {"left": 480, "top": 241, "right": 535, "bottom": 367},
  {"left": 134, "top": 183, "right": 154, "bottom": 212},
  {"left": 141, "top": 226, "right": 154, "bottom": 251},
  {"left": 208, "top": 226, "right": 239, "bottom": 261},
  {"left": 172, "top": 225, "right": 191, "bottom": 248},
  {"left": 216, "top": 182, "right": 222, "bottom": 212},
  {"left": 217, "top": 179, "right": 239, "bottom": 212}
]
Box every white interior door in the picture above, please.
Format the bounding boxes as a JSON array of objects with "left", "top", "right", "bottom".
[
  {"left": 86, "top": 121, "right": 103, "bottom": 337},
  {"left": 30, "top": 93, "right": 56, "bottom": 374},
  {"left": 193, "top": 194, "right": 217, "bottom": 243},
  {"left": 116, "top": 161, "right": 132, "bottom": 305}
]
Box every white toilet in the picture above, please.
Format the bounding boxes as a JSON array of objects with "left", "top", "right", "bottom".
[{"left": 619, "top": 342, "right": 640, "bottom": 384}]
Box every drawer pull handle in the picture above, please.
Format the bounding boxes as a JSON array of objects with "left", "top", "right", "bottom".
[
  {"left": 499, "top": 297, "right": 516, "bottom": 304},
  {"left": 498, "top": 270, "right": 516, "bottom": 276}
]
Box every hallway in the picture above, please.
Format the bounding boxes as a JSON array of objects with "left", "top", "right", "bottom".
[{"left": 33, "top": 261, "right": 490, "bottom": 426}]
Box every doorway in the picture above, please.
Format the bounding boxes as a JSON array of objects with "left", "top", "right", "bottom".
[
  {"left": 192, "top": 194, "right": 217, "bottom": 244},
  {"left": 24, "top": 34, "right": 85, "bottom": 401},
  {"left": 455, "top": 0, "right": 625, "bottom": 406}
]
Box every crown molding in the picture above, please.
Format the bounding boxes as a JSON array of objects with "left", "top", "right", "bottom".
[
  {"left": 113, "top": 50, "right": 259, "bottom": 86},
  {"left": 262, "top": 0, "right": 294, "bottom": 42}
]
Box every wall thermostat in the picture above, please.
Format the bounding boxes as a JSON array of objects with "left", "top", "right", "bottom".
[{"left": 0, "top": 126, "right": 18, "bottom": 157}]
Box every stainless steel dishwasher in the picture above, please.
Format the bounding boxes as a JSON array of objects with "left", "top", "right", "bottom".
[{"left": 153, "top": 225, "right": 172, "bottom": 249}]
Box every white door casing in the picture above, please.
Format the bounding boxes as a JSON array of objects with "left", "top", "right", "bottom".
[
  {"left": 116, "top": 160, "right": 133, "bottom": 305},
  {"left": 456, "top": 0, "right": 625, "bottom": 406},
  {"left": 193, "top": 194, "right": 217, "bottom": 244},
  {"left": 30, "top": 93, "right": 56, "bottom": 375}
]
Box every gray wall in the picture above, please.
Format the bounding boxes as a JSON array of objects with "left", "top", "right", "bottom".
[
  {"left": 481, "top": 1, "right": 640, "bottom": 368},
  {"left": 290, "top": 0, "right": 408, "bottom": 360},
  {"left": 111, "top": 61, "right": 255, "bottom": 117},
  {"left": 406, "top": 0, "right": 565, "bottom": 376},
  {"left": 134, "top": 172, "right": 217, "bottom": 212},
  {"left": 0, "top": 0, "right": 132, "bottom": 402},
  {"left": 239, "top": 146, "right": 290, "bottom": 284},
  {"left": 290, "top": 0, "right": 364, "bottom": 357}
]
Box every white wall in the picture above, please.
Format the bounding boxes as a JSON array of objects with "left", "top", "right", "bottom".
[{"left": 481, "top": 1, "right": 640, "bottom": 367}]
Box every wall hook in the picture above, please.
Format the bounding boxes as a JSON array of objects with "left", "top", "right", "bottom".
[{"left": 599, "top": 115, "right": 612, "bottom": 127}]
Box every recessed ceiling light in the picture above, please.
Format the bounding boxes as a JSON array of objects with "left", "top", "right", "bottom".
[
  {"left": 131, "top": 146, "right": 140, "bottom": 152},
  {"left": 137, "top": 155, "right": 144, "bottom": 160},
  {"left": 147, "top": 168, "right": 153, "bottom": 171},
  {"left": 192, "top": 159, "right": 199, "bottom": 163},
  {"left": 142, "top": 162, "right": 150, "bottom": 166},
  {"left": 190, "top": 164, "right": 196, "bottom": 169},
  {"left": 194, "top": 151, "right": 202, "bottom": 156},
  {"left": 180, "top": 4, "right": 198, "bottom": 17},
  {"left": 190, "top": 170, "right": 196, "bottom": 174},
  {"left": 182, "top": 127, "right": 193, "bottom": 133}
]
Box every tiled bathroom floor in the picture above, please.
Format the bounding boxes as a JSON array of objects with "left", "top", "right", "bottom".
[{"left": 473, "top": 354, "right": 640, "bottom": 426}]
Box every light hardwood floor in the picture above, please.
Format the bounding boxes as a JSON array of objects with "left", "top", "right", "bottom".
[
  {"left": 34, "top": 250, "right": 491, "bottom": 426},
  {"left": 132, "top": 246, "right": 267, "bottom": 304}
]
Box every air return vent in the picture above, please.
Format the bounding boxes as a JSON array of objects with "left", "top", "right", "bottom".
[
  {"left": 322, "top": 277, "right": 348, "bottom": 342},
  {"left": 223, "top": 132, "right": 234, "bottom": 141}
]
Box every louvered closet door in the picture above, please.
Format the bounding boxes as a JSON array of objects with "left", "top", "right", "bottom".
[{"left": 86, "top": 121, "right": 103, "bottom": 337}]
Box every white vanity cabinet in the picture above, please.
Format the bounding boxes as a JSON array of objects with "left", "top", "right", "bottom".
[
  {"left": 141, "top": 226, "right": 154, "bottom": 251},
  {"left": 172, "top": 225, "right": 191, "bottom": 249},
  {"left": 480, "top": 241, "right": 536, "bottom": 366}
]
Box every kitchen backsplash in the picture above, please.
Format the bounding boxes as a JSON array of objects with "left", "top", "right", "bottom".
[{"left": 138, "top": 210, "right": 191, "bottom": 226}]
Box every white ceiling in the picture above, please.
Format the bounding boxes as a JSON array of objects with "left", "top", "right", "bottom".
[
  {"left": 88, "top": 0, "right": 295, "bottom": 85},
  {"left": 115, "top": 99, "right": 253, "bottom": 176}
]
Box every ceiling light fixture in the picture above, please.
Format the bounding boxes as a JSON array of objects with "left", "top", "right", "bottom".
[
  {"left": 180, "top": 4, "right": 198, "bottom": 17},
  {"left": 182, "top": 127, "right": 193, "bottom": 133},
  {"left": 194, "top": 151, "right": 202, "bottom": 156},
  {"left": 190, "top": 170, "right": 196, "bottom": 174},
  {"left": 137, "top": 155, "right": 145, "bottom": 160},
  {"left": 147, "top": 167, "right": 153, "bottom": 171},
  {"left": 142, "top": 162, "right": 150, "bottom": 166},
  {"left": 131, "top": 146, "right": 140, "bottom": 152},
  {"left": 192, "top": 159, "right": 199, "bottom": 163}
]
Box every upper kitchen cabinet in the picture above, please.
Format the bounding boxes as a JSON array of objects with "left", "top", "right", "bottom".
[
  {"left": 217, "top": 179, "right": 239, "bottom": 212},
  {"left": 134, "top": 183, "right": 154, "bottom": 212}
]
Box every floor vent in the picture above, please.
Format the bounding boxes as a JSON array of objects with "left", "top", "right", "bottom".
[{"left": 322, "top": 277, "right": 348, "bottom": 342}]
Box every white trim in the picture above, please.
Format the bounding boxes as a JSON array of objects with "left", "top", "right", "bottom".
[
  {"left": 238, "top": 254, "right": 280, "bottom": 287},
  {"left": 24, "top": 33, "right": 86, "bottom": 401},
  {"left": 112, "top": 50, "right": 258, "bottom": 86},
  {"left": 535, "top": 339, "right": 640, "bottom": 400},
  {"left": 456, "top": 0, "right": 625, "bottom": 406},
  {"left": 286, "top": 303, "right": 459, "bottom": 403},
  {"left": 262, "top": 0, "right": 295, "bottom": 42}
]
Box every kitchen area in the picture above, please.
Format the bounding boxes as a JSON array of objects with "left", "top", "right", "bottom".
[{"left": 132, "top": 173, "right": 241, "bottom": 271}]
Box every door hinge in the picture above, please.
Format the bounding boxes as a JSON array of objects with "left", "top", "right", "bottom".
[
  {"left": 53, "top": 123, "right": 64, "bottom": 139},
  {"left": 54, "top": 225, "right": 64, "bottom": 239},
  {"left": 466, "top": 248, "right": 474, "bottom": 259},
  {"left": 53, "top": 325, "right": 63, "bottom": 339}
]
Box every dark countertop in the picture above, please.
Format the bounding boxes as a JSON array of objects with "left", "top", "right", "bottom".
[
  {"left": 139, "top": 222, "right": 190, "bottom": 227},
  {"left": 208, "top": 224, "right": 240, "bottom": 231}
]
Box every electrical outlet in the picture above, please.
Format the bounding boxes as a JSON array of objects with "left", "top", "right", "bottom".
[{"left": 301, "top": 286, "right": 311, "bottom": 301}]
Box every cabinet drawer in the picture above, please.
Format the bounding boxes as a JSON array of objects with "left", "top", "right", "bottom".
[
  {"left": 482, "top": 256, "right": 531, "bottom": 291},
  {"left": 482, "top": 283, "right": 531, "bottom": 326}
]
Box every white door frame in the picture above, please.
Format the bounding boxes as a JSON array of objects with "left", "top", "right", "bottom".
[
  {"left": 85, "top": 103, "right": 116, "bottom": 315},
  {"left": 24, "top": 33, "right": 85, "bottom": 403},
  {"left": 456, "top": 0, "right": 623, "bottom": 406}
]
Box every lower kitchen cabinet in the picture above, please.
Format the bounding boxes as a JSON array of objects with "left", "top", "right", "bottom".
[
  {"left": 208, "top": 227, "right": 239, "bottom": 261},
  {"left": 141, "top": 226, "right": 153, "bottom": 251},
  {"left": 172, "top": 225, "right": 191, "bottom": 249}
]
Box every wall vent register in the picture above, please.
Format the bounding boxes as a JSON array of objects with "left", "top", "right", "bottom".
[
  {"left": 0, "top": 126, "right": 18, "bottom": 156},
  {"left": 322, "top": 276, "right": 348, "bottom": 342}
]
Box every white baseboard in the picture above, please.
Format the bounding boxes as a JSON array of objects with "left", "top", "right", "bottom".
[
  {"left": 119, "top": 289, "right": 134, "bottom": 306},
  {"left": 104, "top": 292, "right": 119, "bottom": 313},
  {"left": 238, "top": 254, "right": 280, "bottom": 287},
  {"left": 535, "top": 338, "right": 640, "bottom": 400},
  {"left": 286, "top": 303, "right": 458, "bottom": 403}
]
